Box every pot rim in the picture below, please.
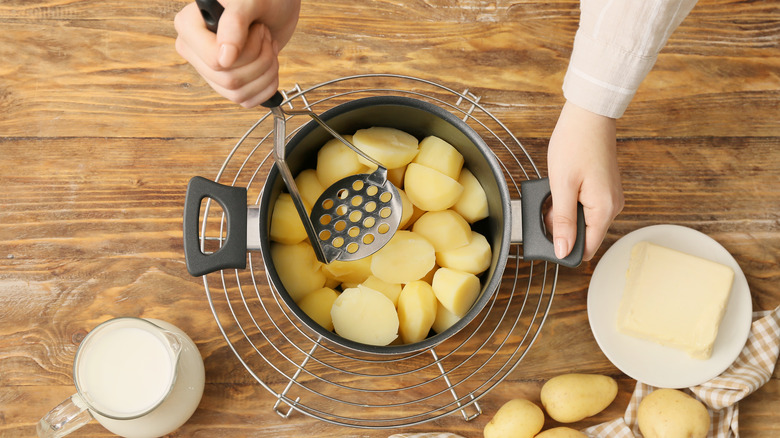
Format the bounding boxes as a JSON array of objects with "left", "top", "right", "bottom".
[{"left": 258, "top": 95, "right": 511, "bottom": 355}]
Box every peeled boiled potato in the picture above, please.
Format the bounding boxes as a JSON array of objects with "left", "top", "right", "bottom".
[
  {"left": 432, "top": 300, "right": 461, "bottom": 334},
  {"left": 637, "top": 389, "right": 710, "bottom": 438},
  {"left": 431, "top": 268, "right": 481, "bottom": 317},
  {"left": 269, "top": 193, "right": 307, "bottom": 244},
  {"left": 404, "top": 163, "right": 464, "bottom": 211},
  {"left": 387, "top": 165, "right": 406, "bottom": 188},
  {"left": 371, "top": 231, "right": 436, "bottom": 284},
  {"left": 535, "top": 428, "right": 587, "bottom": 438},
  {"left": 397, "top": 189, "right": 415, "bottom": 229},
  {"left": 412, "top": 136, "right": 464, "bottom": 180},
  {"left": 483, "top": 398, "right": 544, "bottom": 438},
  {"left": 540, "top": 373, "right": 618, "bottom": 423},
  {"left": 452, "top": 168, "right": 489, "bottom": 223},
  {"left": 321, "top": 256, "right": 373, "bottom": 284},
  {"left": 296, "top": 287, "right": 340, "bottom": 331},
  {"left": 397, "top": 281, "right": 437, "bottom": 344},
  {"left": 359, "top": 275, "right": 402, "bottom": 307},
  {"left": 274, "top": 126, "right": 496, "bottom": 347},
  {"left": 412, "top": 210, "right": 472, "bottom": 252},
  {"left": 331, "top": 286, "right": 399, "bottom": 346},
  {"left": 407, "top": 204, "right": 426, "bottom": 228},
  {"left": 270, "top": 242, "right": 326, "bottom": 302},
  {"left": 419, "top": 264, "right": 438, "bottom": 285},
  {"left": 316, "top": 135, "right": 366, "bottom": 187},
  {"left": 436, "top": 231, "right": 491, "bottom": 275},
  {"left": 352, "top": 126, "right": 419, "bottom": 169},
  {"left": 294, "top": 169, "right": 324, "bottom": 212}
]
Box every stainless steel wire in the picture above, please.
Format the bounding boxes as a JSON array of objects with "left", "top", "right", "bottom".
[{"left": 197, "top": 74, "right": 558, "bottom": 429}]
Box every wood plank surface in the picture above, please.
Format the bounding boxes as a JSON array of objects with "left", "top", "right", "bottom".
[{"left": 1, "top": 0, "right": 778, "bottom": 437}]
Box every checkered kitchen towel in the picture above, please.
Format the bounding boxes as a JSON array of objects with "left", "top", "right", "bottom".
[{"left": 584, "top": 306, "right": 780, "bottom": 438}]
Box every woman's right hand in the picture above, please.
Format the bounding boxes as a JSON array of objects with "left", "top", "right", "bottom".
[{"left": 173, "top": 0, "right": 300, "bottom": 108}]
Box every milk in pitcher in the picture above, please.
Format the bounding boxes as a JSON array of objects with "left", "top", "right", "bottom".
[{"left": 75, "top": 318, "right": 205, "bottom": 438}]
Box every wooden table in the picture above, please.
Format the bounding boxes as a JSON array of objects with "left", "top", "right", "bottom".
[{"left": 1, "top": 0, "right": 778, "bottom": 436}]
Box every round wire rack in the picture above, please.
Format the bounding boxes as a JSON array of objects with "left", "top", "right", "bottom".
[{"left": 198, "top": 74, "right": 559, "bottom": 429}]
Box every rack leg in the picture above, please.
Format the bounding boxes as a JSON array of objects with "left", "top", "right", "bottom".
[
  {"left": 431, "top": 349, "right": 482, "bottom": 421},
  {"left": 273, "top": 342, "right": 318, "bottom": 418},
  {"left": 455, "top": 89, "right": 481, "bottom": 123}
]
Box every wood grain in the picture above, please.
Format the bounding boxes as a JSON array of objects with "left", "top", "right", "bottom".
[{"left": 1, "top": 0, "right": 778, "bottom": 436}]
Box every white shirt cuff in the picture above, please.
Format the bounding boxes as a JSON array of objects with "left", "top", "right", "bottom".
[{"left": 562, "top": 29, "right": 659, "bottom": 119}]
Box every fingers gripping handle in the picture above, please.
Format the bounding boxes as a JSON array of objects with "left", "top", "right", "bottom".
[
  {"left": 195, "top": 0, "right": 284, "bottom": 108},
  {"left": 520, "top": 178, "right": 585, "bottom": 268},
  {"left": 195, "top": 0, "right": 223, "bottom": 32},
  {"left": 183, "top": 177, "right": 248, "bottom": 276}
]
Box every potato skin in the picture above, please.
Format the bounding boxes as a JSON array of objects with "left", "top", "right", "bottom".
[
  {"left": 483, "top": 398, "right": 544, "bottom": 438},
  {"left": 535, "top": 427, "right": 587, "bottom": 438},
  {"left": 637, "top": 389, "right": 710, "bottom": 438},
  {"left": 540, "top": 373, "right": 617, "bottom": 423}
]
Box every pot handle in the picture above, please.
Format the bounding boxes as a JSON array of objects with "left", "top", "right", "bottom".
[
  {"left": 183, "top": 176, "right": 248, "bottom": 276},
  {"left": 520, "top": 178, "right": 585, "bottom": 268}
]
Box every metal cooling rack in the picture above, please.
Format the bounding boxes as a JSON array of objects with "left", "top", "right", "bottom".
[{"left": 198, "top": 74, "right": 559, "bottom": 429}]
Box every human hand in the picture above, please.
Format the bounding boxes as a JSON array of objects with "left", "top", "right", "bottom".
[
  {"left": 546, "top": 101, "right": 624, "bottom": 262},
  {"left": 174, "top": 0, "right": 300, "bottom": 107}
]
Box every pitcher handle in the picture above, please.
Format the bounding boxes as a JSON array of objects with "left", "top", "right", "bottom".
[{"left": 37, "top": 393, "right": 93, "bottom": 438}]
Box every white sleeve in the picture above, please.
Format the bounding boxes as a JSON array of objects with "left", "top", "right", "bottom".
[{"left": 562, "top": 0, "right": 699, "bottom": 118}]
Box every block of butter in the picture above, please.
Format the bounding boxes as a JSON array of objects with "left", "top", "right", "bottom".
[{"left": 616, "top": 241, "right": 735, "bottom": 359}]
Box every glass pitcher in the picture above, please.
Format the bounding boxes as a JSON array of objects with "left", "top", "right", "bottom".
[{"left": 37, "top": 317, "right": 205, "bottom": 438}]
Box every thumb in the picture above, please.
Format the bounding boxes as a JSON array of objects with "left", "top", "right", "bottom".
[
  {"left": 548, "top": 179, "right": 580, "bottom": 260},
  {"left": 215, "top": 2, "right": 253, "bottom": 68}
]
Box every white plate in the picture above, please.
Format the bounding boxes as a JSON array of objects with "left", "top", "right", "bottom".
[{"left": 587, "top": 224, "right": 752, "bottom": 388}]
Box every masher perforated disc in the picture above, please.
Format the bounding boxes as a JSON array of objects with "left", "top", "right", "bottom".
[{"left": 311, "top": 173, "right": 402, "bottom": 262}]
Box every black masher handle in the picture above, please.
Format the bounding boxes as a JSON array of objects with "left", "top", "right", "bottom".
[
  {"left": 520, "top": 178, "right": 585, "bottom": 268},
  {"left": 195, "top": 0, "right": 223, "bottom": 32}
]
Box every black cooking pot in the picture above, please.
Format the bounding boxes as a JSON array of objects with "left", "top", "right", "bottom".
[{"left": 183, "top": 95, "right": 582, "bottom": 355}]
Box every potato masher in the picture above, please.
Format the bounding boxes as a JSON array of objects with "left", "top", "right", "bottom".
[{"left": 195, "top": 0, "right": 402, "bottom": 264}]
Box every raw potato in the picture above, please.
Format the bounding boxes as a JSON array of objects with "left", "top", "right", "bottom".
[
  {"left": 432, "top": 300, "right": 461, "bottom": 334},
  {"left": 316, "top": 135, "right": 366, "bottom": 187},
  {"left": 412, "top": 136, "right": 464, "bottom": 179},
  {"left": 436, "top": 231, "right": 492, "bottom": 275},
  {"left": 359, "top": 275, "right": 402, "bottom": 307},
  {"left": 412, "top": 210, "right": 472, "bottom": 252},
  {"left": 483, "top": 398, "right": 544, "bottom": 438},
  {"left": 397, "top": 281, "right": 437, "bottom": 344},
  {"left": 294, "top": 169, "right": 324, "bottom": 212},
  {"left": 269, "top": 193, "right": 307, "bottom": 244},
  {"left": 541, "top": 373, "right": 618, "bottom": 423},
  {"left": 352, "top": 127, "right": 419, "bottom": 169},
  {"left": 535, "top": 428, "right": 587, "bottom": 438},
  {"left": 331, "top": 287, "right": 399, "bottom": 346},
  {"left": 296, "top": 287, "right": 340, "bottom": 331},
  {"left": 452, "top": 168, "right": 489, "bottom": 223},
  {"left": 638, "top": 389, "right": 710, "bottom": 438},
  {"left": 404, "top": 163, "right": 464, "bottom": 211},
  {"left": 371, "top": 231, "right": 436, "bottom": 284},
  {"left": 388, "top": 434, "right": 466, "bottom": 438},
  {"left": 431, "top": 268, "right": 481, "bottom": 317},
  {"left": 270, "top": 242, "right": 326, "bottom": 302}
]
